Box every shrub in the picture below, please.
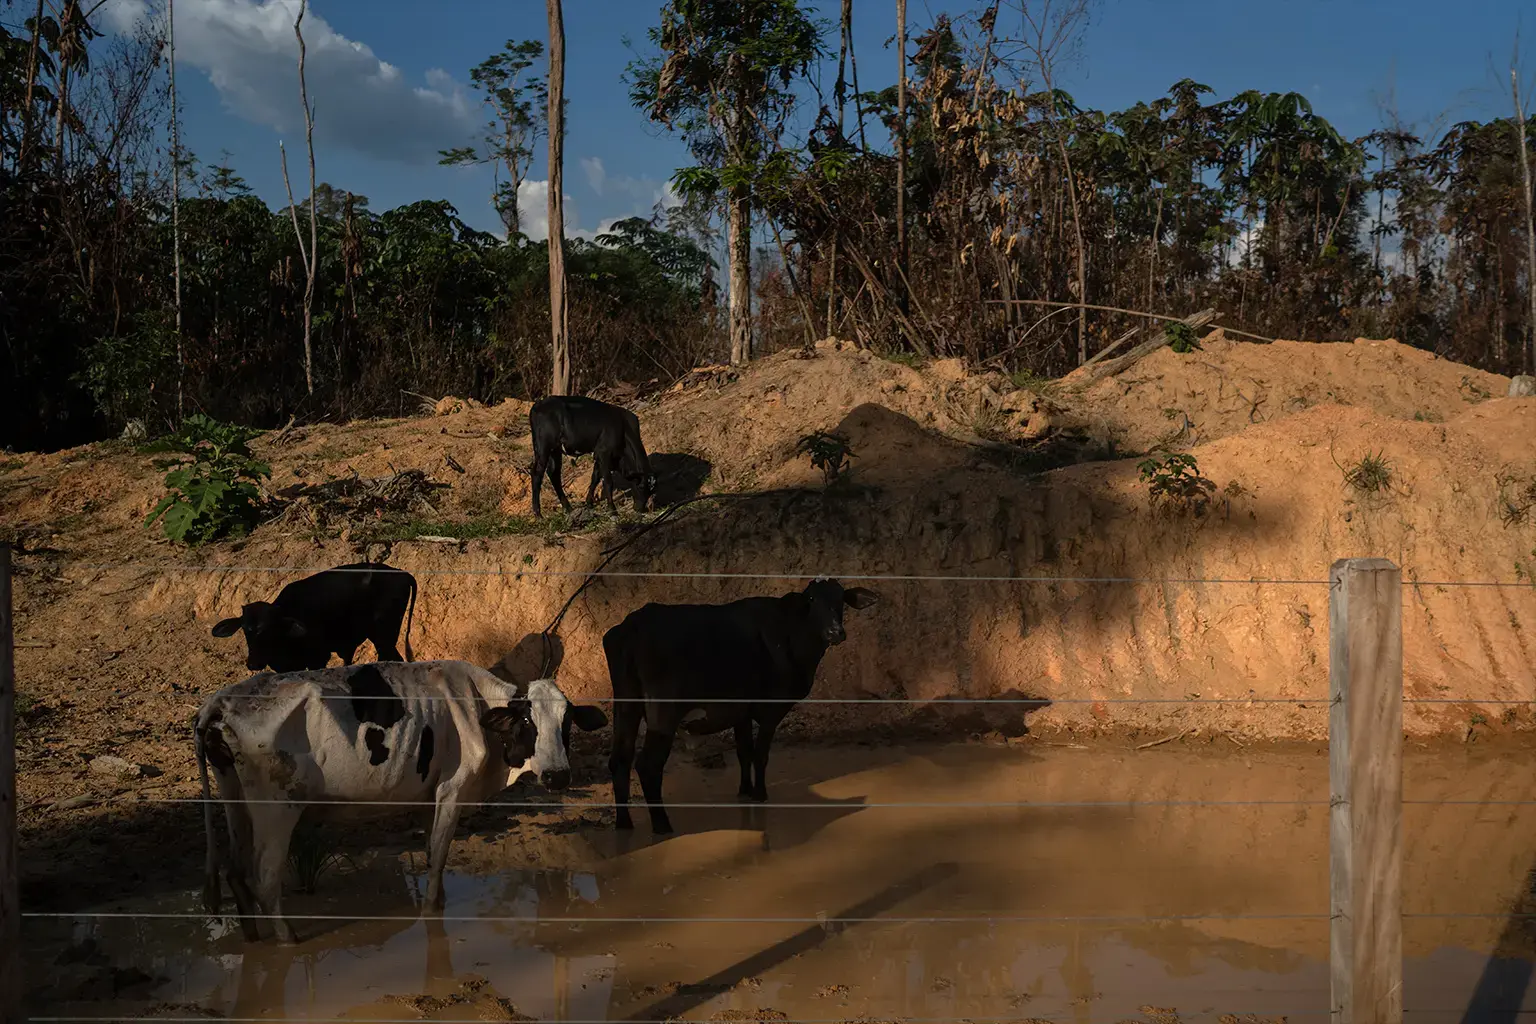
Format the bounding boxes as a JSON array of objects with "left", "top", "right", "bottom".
[
  {"left": 795, "top": 430, "right": 856, "bottom": 486},
  {"left": 1138, "top": 451, "right": 1216, "bottom": 516},
  {"left": 144, "top": 414, "right": 271, "bottom": 544},
  {"left": 1166, "top": 321, "right": 1202, "bottom": 354}
]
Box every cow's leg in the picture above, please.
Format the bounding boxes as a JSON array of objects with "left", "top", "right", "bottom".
[
  {"left": 248, "top": 804, "right": 304, "bottom": 945},
  {"left": 531, "top": 451, "right": 547, "bottom": 518},
  {"left": 423, "top": 789, "right": 464, "bottom": 911},
  {"left": 547, "top": 456, "right": 575, "bottom": 513},
  {"left": 371, "top": 637, "right": 404, "bottom": 662},
  {"left": 608, "top": 703, "right": 643, "bottom": 831},
  {"left": 748, "top": 716, "right": 784, "bottom": 803},
  {"left": 733, "top": 721, "right": 754, "bottom": 799},
  {"left": 584, "top": 453, "right": 604, "bottom": 507},
  {"left": 600, "top": 454, "right": 620, "bottom": 515},
  {"left": 636, "top": 727, "right": 676, "bottom": 835},
  {"left": 220, "top": 780, "right": 262, "bottom": 942}
]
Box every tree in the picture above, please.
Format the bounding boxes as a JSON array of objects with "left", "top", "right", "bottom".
[
  {"left": 278, "top": 0, "right": 318, "bottom": 397},
  {"left": 1006, "top": 0, "right": 1093, "bottom": 364},
  {"left": 168, "top": 0, "right": 184, "bottom": 418},
  {"left": 1513, "top": 56, "right": 1536, "bottom": 372},
  {"left": 895, "top": 0, "right": 908, "bottom": 320},
  {"left": 628, "top": 0, "right": 823, "bottom": 366},
  {"left": 547, "top": 0, "right": 570, "bottom": 396},
  {"left": 439, "top": 40, "right": 547, "bottom": 237}
]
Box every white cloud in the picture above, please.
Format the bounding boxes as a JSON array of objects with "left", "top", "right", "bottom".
[
  {"left": 580, "top": 156, "right": 607, "bottom": 196},
  {"left": 581, "top": 156, "right": 682, "bottom": 213},
  {"left": 516, "top": 179, "right": 605, "bottom": 242},
  {"left": 102, "top": 0, "right": 476, "bottom": 165}
]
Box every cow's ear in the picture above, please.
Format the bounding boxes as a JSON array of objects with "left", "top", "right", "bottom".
[
  {"left": 480, "top": 701, "right": 527, "bottom": 734},
  {"left": 211, "top": 617, "right": 243, "bottom": 638},
  {"left": 843, "top": 587, "right": 880, "bottom": 610},
  {"left": 570, "top": 704, "right": 608, "bottom": 732}
]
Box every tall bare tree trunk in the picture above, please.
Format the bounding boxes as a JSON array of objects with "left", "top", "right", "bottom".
[
  {"left": 547, "top": 0, "right": 570, "bottom": 396},
  {"left": 280, "top": 0, "right": 317, "bottom": 396},
  {"left": 825, "top": 0, "right": 852, "bottom": 338},
  {"left": 169, "top": 0, "right": 184, "bottom": 419},
  {"left": 895, "top": 0, "right": 909, "bottom": 323},
  {"left": 1514, "top": 67, "right": 1536, "bottom": 372},
  {"left": 728, "top": 180, "right": 752, "bottom": 365}
]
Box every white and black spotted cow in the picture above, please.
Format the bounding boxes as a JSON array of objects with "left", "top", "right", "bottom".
[{"left": 194, "top": 659, "right": 608, "bottom": 944}]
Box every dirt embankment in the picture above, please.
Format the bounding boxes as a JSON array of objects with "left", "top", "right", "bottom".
[{"left": 3, "top": 335, "right": 1535, "bottom": 801}]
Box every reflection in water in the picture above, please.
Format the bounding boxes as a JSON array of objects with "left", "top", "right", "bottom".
[{"left": 22, "top": 743, "right": 1536, "bottom": 1021}]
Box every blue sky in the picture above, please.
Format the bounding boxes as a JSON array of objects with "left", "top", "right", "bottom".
[{"left": 98, "top": 0, "right": 1536, "bottom": 239}]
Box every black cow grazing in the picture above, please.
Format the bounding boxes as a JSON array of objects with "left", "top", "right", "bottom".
[
  {"left": 529, "top": 395, "right": 655, "bottom": 518},
  {"left": 211, "top": 561, "right": 418, "bottom": 673},
  {"left": 601, "top": 577, "right": 880, "bottom": 834}
]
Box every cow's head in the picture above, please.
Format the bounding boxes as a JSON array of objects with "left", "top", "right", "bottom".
[
  {"left": 479, "top": 678, "right": 608, "bottom": 792},
  {"left": 802, "top": 578, "right": 880, "bottom": 646},
  {"left": 211, "top": 602, "right": 328, "bottom": 673}
]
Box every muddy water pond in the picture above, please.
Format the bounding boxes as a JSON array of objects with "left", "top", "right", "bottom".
[{"left": 23, "top": 741, "right": 1536, "bottom": 1023}]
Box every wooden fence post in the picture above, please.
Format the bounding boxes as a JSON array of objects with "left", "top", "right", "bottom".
[
  {"left": 1, "top": 542, "right": 17, "bottom": 1024},
  {"left": 1329, "top": 557, "right": 1403, "bottom": 1024}
]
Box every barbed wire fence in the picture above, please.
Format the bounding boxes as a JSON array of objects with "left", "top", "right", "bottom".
[{"left": 3, "top": 546, "right": 1535, "bottom": 1023}]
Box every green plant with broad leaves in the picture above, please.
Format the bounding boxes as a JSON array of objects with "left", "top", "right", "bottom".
[
  {"left": 144, "top": 414, "right": 271, "bottom": 544},
  {"left": 795, "top": 430, "right": 856, "bottom": 485},
  {"left": 1138, "top": 451, "right": 1216, "bottom": 516}
]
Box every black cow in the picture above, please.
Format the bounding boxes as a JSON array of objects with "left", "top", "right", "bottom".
[
  {"left": 211, "top": 561, "right": 418, "bottom": 673},
  {"left": 529, "top": 395, "right": 655, "bottom": 518},
  {"left": 601, "top": 577, "right": 880, "bottom": 834}
]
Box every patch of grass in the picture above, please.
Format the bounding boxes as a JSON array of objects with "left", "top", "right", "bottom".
[
  {"left": 1138, "top": 451, "right": 1217, "bottom": 517},
  {"left": 1009, "top": 368, "right": 1057, "bottom": 393},
  {"left": 0, "top": 458, "right": 26, "bottom": 475},
  {"left": 1413, "top": 410, "right": 1443, "bottom": 423},
  {"left": 881, "top": 351, "right": 925, "bottom": 370},
  {"left": 1460, "top": 375, "right": 1493, "bottom": 402},
  {"left": 1343, "top": 451, "right": 1393, "bottom": 494},
  {"left": 362, "top": 505, "right": 644, "bottom": 544}
]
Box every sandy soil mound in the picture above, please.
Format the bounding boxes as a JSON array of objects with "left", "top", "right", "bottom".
[
  {"left": 1069, "top": 332, "right": 1512, "bottom": 450},
  {"left": 4, "top": 334, "right": 1536, "bottom": 907}
]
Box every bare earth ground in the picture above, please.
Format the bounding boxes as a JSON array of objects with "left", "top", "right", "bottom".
[{"left": 5, "top": 332, "right": 1536, "bottom": 990}]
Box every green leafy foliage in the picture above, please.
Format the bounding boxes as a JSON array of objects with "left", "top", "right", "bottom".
[
  {"left": 1138, "top": 452, "right": 1217, "bottom": 517},
  {"left": 795, "top": 430, "right": 856, "bottom": 485},
  {"left": 144, "top": 415, "right": 271, "bottom": 545},
  {"left": 1166, "top": 322, "right": 1202, "bottom": 354}
]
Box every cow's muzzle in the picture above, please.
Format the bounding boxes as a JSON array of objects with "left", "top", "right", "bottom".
[
  {"left": 541, "top": 767, "right": 572, "bottom": 791},
  {"left": 823, "top": 627, "right": 846, "bottom": 645}
]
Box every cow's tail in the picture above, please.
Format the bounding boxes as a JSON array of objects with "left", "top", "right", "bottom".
[
  {"left": 403, "top": 572, "right": 418, "bottom": 663},
  {"left": 194, "top": 705, "right": 222, "bottom": 915}
]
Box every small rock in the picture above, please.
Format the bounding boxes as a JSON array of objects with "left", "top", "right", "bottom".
[
  {"left": 88, "top": 754, "right": 141, "bottom": 779},
  {"left": 1511, "top": 375, "right": 1536, "bottom": 398}
]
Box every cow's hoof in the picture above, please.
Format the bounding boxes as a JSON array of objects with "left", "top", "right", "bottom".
[
  {"left": 651, "top": 820, "right": 675, "bottom": 835},
  {"left": 615, "top": 815, "right": 635, "bottom": 831},
  {"left": 750, "top": 791, "right": 768, "bottom": 803},
  {"left": 737, "top": 788, "right": 754, "bottom": 800}
]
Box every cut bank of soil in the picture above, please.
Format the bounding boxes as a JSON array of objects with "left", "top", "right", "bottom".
[{"left": 3, "top": 333, "right": 1535, "bottom": 914}]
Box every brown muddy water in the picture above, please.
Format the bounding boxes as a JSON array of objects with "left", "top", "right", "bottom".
[{"left": 21, "top": 741, "right": 1536, "bottom": 1023}]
